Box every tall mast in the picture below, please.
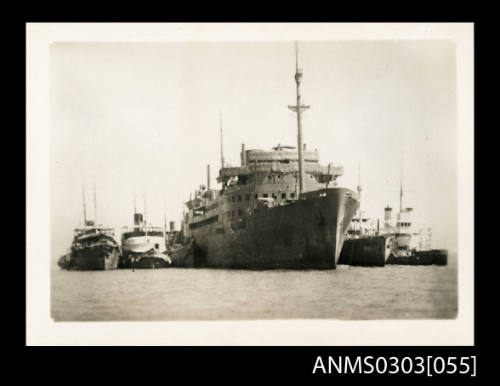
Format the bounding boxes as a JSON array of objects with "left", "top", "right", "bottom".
[
  {"left": 82, "top": 183, "right": 87, "bottom": 224},
  {"left": 93, "top": 178, "right": 97, "bottom": 225},
  {"left": 357, "top": 163, "right": 363, "bottom": 235},
  {"left": 133, "top": 192, "right": 137, "bottom": 214},
  {"left": 288, "top": 41, "right": 310, "bottom": 194},
  {"left": 144, "top": 191, "right": 148, "bottom": 236},
  {"left": 399, "top": 154, "right": 404, "bottom": 213},
  {"left": 220, "top": 108, "right": 225, "bottom": 169},
  {"left": 164, "top": 208, "right": 167, "bottom": 239},
  {"left": 144, "top": 191, "right": 147, "bottom": 225},
  {"left": 357, "top": 162, "right": 362, "bottom": 218}
]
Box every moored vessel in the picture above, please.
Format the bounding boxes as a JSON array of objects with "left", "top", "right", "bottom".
[
  {"left": 59, "top": 182, "right": 121, "bottom": 271},
  {"left": 66, "top": 221, "right": 121, "bottom": 270},
  {"left": 171, "top": 42, "right": 359, "bottom": 269},
  {"left": 120, "top": 203, "right": 171, "bottom": 269}
]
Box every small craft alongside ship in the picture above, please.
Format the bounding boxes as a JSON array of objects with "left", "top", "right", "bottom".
[
  {"left": 338, "top": 174, "right": 447, "bottom": 266},
  {"left": 119, "top": 205, "right": 171, "bottom": 269},
  {"left": 58, "top": 184, "right": 120, "bottom": 271}
]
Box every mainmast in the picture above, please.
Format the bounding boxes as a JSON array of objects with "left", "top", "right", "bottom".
[
  {"left": 220, "top": 108, "right": 225, "bottom": 169},
  {"left": 93, "top": 178, "right": 97, "bottom": 225},
  {"left": 399, "top": 155, "right": 404, "bottom": 213},
  {"left": 288, "top": 41, "right": 310, "bottom": 194},
  {"left": 82, "top": 184, "right": 87, "bottom": 224},
  {"left": 144, "top": 191, "right": 147, "bottom": 225},
  {"left": 356, "top": 163, "right": 363, "bottom": 235},
  {"left": 357, "top": 163, "right": 362, "bottom": 220},
  {"left": 144, "top": 191, "right": 148, "bottom": 236}
]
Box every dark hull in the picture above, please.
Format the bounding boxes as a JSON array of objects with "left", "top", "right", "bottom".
[
  {"left": 387, "top": 249, "right": 448, "bottom": 265},
  {"left": 67, "top": 245, "right": 120, "bottom": 271},
  {"left": 120, "top": 251, "right": 172, "bottom": 269},
  {"left": 130, "top": 257, "right": 171, "bottom": 269},
  {"left": 172, "top": 188, "right": 358, "bottom": 269},
  {"left": 338, "top": 236, "right": 387, "bottom": 266}
]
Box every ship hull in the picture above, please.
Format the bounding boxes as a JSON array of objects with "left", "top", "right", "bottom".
[
  {"left": 129, "top": 256, "right": 171, "bottom": 269},
  {"left": 386, "top": 249, "right": 448, "bottom": 265},
  {"left": 120, "top": 251, "right": 172, "bottom": 269},
  {"left": 173, "top": 188, "right": 358, "bottom": 269},
  {"left": 338, "top": 236, "right": 387, "bottom": 266},
  {"left": 67, "top": 245, "right": 120, "bottom": 271}
]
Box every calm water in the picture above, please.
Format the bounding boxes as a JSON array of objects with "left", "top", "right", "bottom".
[{"left": 51, "top": 258, "right": 457, "bottom": 321}]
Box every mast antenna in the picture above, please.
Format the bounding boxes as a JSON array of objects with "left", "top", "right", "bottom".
[
  {"left": 144, "top": 190, "right": 148, "bottom": 236},
  {"left": 357, "top": 163, "right": 362, "bottom": 234},
  {"left": 82, "top": 183, "right": 87, "bottom": 224},
  {"left": 93, "top": 178, "right": 97, "bottom": 225},
  {"left": 400, "top": 150, "right": 404, "bottom": 213},
  {"left": 288, "top": 41, "right": 310, "bottom": 194},
  {"left": 220, "top": 108, "right": 225, "bottom": 169},
  {"left": 144, "top": 191, "right": 147, "bottom": 225}
]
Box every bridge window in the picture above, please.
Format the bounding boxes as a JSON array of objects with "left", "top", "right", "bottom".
[
  {"left": 255, "top": 194, "right": 258, "bottom": 199},
  {"left": 237, "top": 209, "right": 243, "bottom": 217},
  {"left": 281, "top": 193, "right": 286, "bottom": 199},
  {"left": 263, "top": 193, "right": 268, "bottom": 198},
  {"left": 290, "top": 193, "right": 296, "bottom": 198}
]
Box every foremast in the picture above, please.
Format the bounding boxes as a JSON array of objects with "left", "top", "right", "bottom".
[{"left": 288, "top": 41, "right": 310, "bottom": 194}]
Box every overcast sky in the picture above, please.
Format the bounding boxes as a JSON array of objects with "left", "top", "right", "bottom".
[{"left": 50, "top": 40, "right": 457, "bottom": 257}]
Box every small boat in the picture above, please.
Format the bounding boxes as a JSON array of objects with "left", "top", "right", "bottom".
[
  {"left": 64, "top": 221, "right": 121, "bottom": 270},
  {"left": 60, "top": 182, "right": 121, "bottom": 270},
  {"left": 120, "top": 211, "right": 171, "bottom": 269}
]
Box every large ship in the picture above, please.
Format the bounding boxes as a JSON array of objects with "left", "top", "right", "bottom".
[
  {"left": 58, "top": 184, "right": 120, "bottom": 270},
  {"left": 170, "top": 43, "right": 359, "bottom": 269}
]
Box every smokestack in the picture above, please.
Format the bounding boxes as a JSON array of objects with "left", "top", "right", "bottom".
[
  {"left": 384, "top": 206, "right": 393, "bottom": 221},
  {"left": 241, "top": 143, "right": 246, "bottom": 166},
  {"left": 134, "top": 213, "right": 143, "bottom": 226},
  {"left": 170, "top": 221, "right": 175, "bottom": 232},
  {"left": 207, "top": 164, "right": 211, "bottom": 190}
]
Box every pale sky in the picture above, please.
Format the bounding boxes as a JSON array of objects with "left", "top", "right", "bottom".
[{"left": 50, "top": 40, "right": 457, "bottom": 257}]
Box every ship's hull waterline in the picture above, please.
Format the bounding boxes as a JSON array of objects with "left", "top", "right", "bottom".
[
  {"left": 120, "top": 250, "right": 172, "bottom": 269},
  {"left": 172, "top": 188, "right": 359, "bottom": 270},
  {"left": 127, "top": 256, "right": 172, "bottom": 269},
  {"left": 66, "top": 244, "right": 120, "bottom": 271},
  {"left": 338, "top": 236, "right": 387, "bottom": 267}
]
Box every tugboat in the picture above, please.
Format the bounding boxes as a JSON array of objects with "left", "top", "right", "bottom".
[
  {"left": 120, "top": 197, "right": 171, "bottom": 269},
  {"left": 58, "top": 183, "right": 120, "bottom": 270},
  {"left": 170, "top": 42, "right": 359, "bottom": 269}
]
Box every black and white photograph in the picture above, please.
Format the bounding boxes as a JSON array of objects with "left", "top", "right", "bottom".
[{"left": 26, "top": 23, "right": 474, "bottom": 346}]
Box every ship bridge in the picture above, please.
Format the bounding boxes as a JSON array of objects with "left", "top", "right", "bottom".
[{"left": 217, "top": 144, "right": 344, "bottom": 186}]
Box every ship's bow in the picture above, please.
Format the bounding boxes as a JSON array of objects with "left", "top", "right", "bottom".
[{"left": 299, "top": 188, "right": 359, "bottom": 268}]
